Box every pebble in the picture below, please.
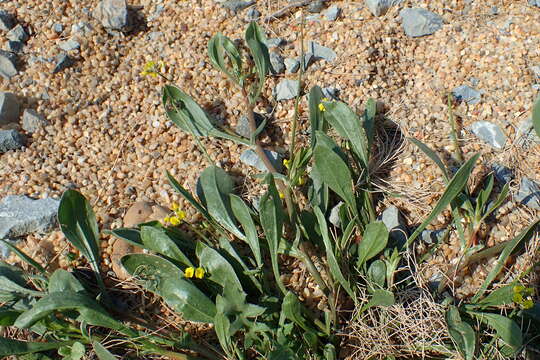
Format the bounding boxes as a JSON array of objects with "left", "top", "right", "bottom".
[
  {"left": 491, "top": 163, "right": 513, "bottom": 184},
  {"left": 321, "top": 87, "right": 339, "bottom": 100},
  {"left": 308, "top": 41, "right": 337, "bottom": 62},
  {"left": 329, "top": 201, "right": 344, "bottom": 227},
  {"left": 273, "top": 79, "right": 300, "bottom": 101},
  {"left": 266, "top": 38, "right": 284, "bottom": 48},
  {"left": 285, "top": 58, "right": 300, "bottom": 73},
  {"left": 0, "top": 10, "right": 15, "bottom": 32},
  {"left": 420, "top": 229, "right": 445, "bottom": 244},
  {"left": 515, "top": 177, "right": 540, "bottom": 210},
  {"left": 239, "top": 149, "right": 283, "bottom": 172},
  {"left": 0, "top": 129, "right": 24, "bottom": 153},
  {"left": 307, "top": 0, "right": 325, "bottom": 13},
  {"left": 58, "top": 39, "right": 81, "bottom": 52},
  {"left": 0, "top": 195, "right": 59, "bottom": 239},
  {"left": 529, "top": 0, "right": 540, "bottom": 7},
  {"left": 0, "top": 92, "right": 19, "bottom": 126},
  {"left": 470, "top": 121, "right": 506, "bottom": 149},
  {"left": 365, "top": 0, "right": 403, "bottom": 17},
  {"left": 52, "top": 23, "right": 64, "bottom": 34},
  {"left": 0, "top": 50, "right": 18, "bottom": 79},
  {"left": 93, "top": 0, "right": 132, "bottom": 32},
  {"left": 22, "top": 109, "right": 46, "bottom": 133},
  {"left": 269, "top": 51, "right": 285, "bottom": 74},
  {"left": 379, "top": 206, "right": 408, "bottom": 247},
  {"left": 245, "top": 7, "right": 260, "bottom": 22},
  {"left": 221, "top": 0, "right": 254, "bottom": 13},
  {"left": 6, "top": 40, "right": 23, "bottom": 53},
  {"left": 515, "top": 118, "right": 540, "bottom": 148},
  {"left": 400, "top": 8, "right": 443, "bottom": 37},
  {"left": 236, "top": 112, "right": 265, "bottom": 138},
  {"left": 71, "top": 22, "right": 93, "bottom": 36},
  {"left": 452, "top": 85, "right": 482, "bottom": 105},
  {"left": 6, "top": 24, "right": 28, "bottom": 43},
  {"left": 323, "top": 5, "right": 341, "bottom": 21},
  {"left": 52, "top": 53, "right": 73, "bottom": 73}
]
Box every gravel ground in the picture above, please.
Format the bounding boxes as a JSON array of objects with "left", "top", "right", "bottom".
[{"left": 0, "top": 0, "right": 539, "bottom": 301}]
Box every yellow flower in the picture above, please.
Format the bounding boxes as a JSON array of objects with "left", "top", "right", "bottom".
[
  {"left": 195, "top": 267, "right": 205, "bottom": 279},
  {"left": 522, "top": 299, "right": 534, "bottom": 310},
  {"left": 318, "top": 103, "right": 326, "bottom": 112},
  {"left": 175, "top": 210, "right": 186, "bottom": 221},
  {"left": 279, "top": 192, "right": 285, "bottom": 199},
  {"left": 164, "top": 216, "right": 170, "bottom": 223},
  {"left": 140, "top": 61, "right": 159, "bottom": 78},
  {"left": 185, "top": 267, "right": 195, "bottom": 278},
  {"left": 171, "top": 202, "right": 180, "bottom": 211},
  {"left": 169, "top": 216, "right": 181, "bottom": 226},
  {"left": 513, "top": 285, "right": 535, "bottom": 309},
  {"left": 321, "top": 97, "right": 329, "bottom": 102},
  {"left": 298, "top": 176, "right": 306, "bottom": 186},
  {"left": 283, "top": 159, "right": 291, "bottom": 169}
]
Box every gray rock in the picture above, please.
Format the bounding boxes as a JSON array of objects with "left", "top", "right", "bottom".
[
  {"left": 0, "top": 92, "right": 19, "bottom": 125},
  {"left": 308, "top": 0, "right": 325, "bottom": 13},
  {"left": 0, "top": 129, "right": 24, "bottom": 153},
  {"left": 299, "top": 52, "right": 314, "bottom": 71},
  {"left": 71, "top": 22, "right": 93, "bottom": 35},
  {"left": 516, "top": 118, "right": 540, "bottom": 148},
  {"left": 93, "top": 0, "right": 132, "bottom": 31},
  {"left": 490, "top": 6, "right": 498, "bottom": 15},
  {"left": 6, "top": 24, "right": 28, "bottom": 43},
  {"left": 529, "top": 0, "right": 540, "bottom": 7},
  {"left": 22, "top": 109, "right": 46, "bottom": 133},
  {"left": 400, "top": 8, "right": 443, "bottom": 37},
  {"left": 515, "top": 177, "right": 540, "bottom": 210},
  {"left": 379, "top": 206, "right": 408, "bottom": 247},
  {"left": 491, "top": 163, "right": 513, "bottom": 184},
  {"left": 308, "top": 41, "right": 337, "bottom": 62},
  {"left": 146, "top": 31, "right": 162, "bottom": 41},
  {"left": 322, "top": 87, "right": 339, "bottom": 100},
  {"left": 420, "top": 229, "right": 446, "bottom": 244},
  {"left": 52, "top": 23, "right": 64, "bottom": 33},
  {"left": 470, "top": 77, "right": 480, "bottom": 87},
  {"left": 273, "top": 79, "right": 300, "bottom": 101},
  {"left": 365, "top": 0, "right": 403, "bottom": 17},
  {"left": 6, "top": 40, "right": 23, "bottom": 53},
  {"left": 270, "top": 51, "right": 285, "bottom": 74},
  {"left": 267, "top": 38, "right": 284, "bottom": 48},
  {"left": 0, "top": 239, "right": 18, "bottom": 259},
  {"left": 0, "top": 50, "right": 18, "bottom": 79},
  {"left": 245, "top": 7, "right": 260, "bottom": 21},
  {"left": 285, "top": 58, "right": 300, "bottom": 73},
  {"left": 52, "top": 53, "right": 73, "bottom": 73},
  {"left": 470, "top": 121, "right": 506, "bottom": 150},
  {"left": 329, "top": 201, "right": 344, "bottom": 227},
  {"left": 58, "top": 39, "right": 80, "bottom": 52},
  {"left": 148, "top": 4, "right": 165, "bottom": 22},
  {"left": 221, "top": 0, "right": 254, "bottom": 12},
  {"left": 531, "top": 65, "right": 540, "bottom": 79},
  {"left": 452, "top": 85, "right": 481, "bottom": 105},
  {"left": 0, "top": 10, "right": 15, "bottom": 31},
  {"left": 239, "top": 149, "right": 283, "bottom": 172},
  {"left": 0, "top": 195, "right": 60, "bottom": 239},
  {"left": 324, "top": 5, "right": 341, "bottom": 21},
  {"left": 236, "top": 112, "right": 264, "bottom": 138}
]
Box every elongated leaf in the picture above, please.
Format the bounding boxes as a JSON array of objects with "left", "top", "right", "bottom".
[
  {"left": 367, "top": 260, "right": 386, "bottom": 289},
  {"left": 446, "top": 306, "right": 476, "bottom": 360},
  {"left": 92, "top": 342, "right": 117, "bottom": 360},
  {"left": 472, "top": 219, "right": 540, "bottom": 302},
  {"left": 0, "top": 262, "right": 42, "bottom": 300},
  {"left": 58, "top": 190, "right": 101, "bottom": 275},
  {"left": 475, "top": 285, "right": 514, "bottom": 308},
  {"left": 208, "top": 33, "right": 242, "bottom": 84},
  {"left": 323, "top": 101, "right": 369, "bottom": 169},
  {"left": 407, "top": 153, "right": 481, "bottom": 247},
  {"left": 356, "top": 222, "right": 388, "bottom": 268},
  {"left": 196, "top": 242, "right": 243, "bottom": 293},
  {"left": 0, "top": 240, "right": 46, "bottom": 274},
  {"left": 282, "top": 292, "right": 313, "bottom": 333},
  {"left": 308, "top": 86, "right": 325, "bottom": 148},
  {"left": 0, "top": 309, "right": 20, "bottom": 326},
  {"left": 121, "top": 253, "right": 184, "bottom": 293},
  {"left": 230, "top": 195, "right": 261, "bottom": 267},
  {"left": 468, "top": 311, "right": 522, "bottom": 354},
  {"left": 199, "top": 166, "right": 245, "bottom": 239},
  {"left": 0, "top": 337, "right": 73, "bottom": 356},
  {"left": 314, "top": 208, "right": 355, "bottom": 299},
  {"left": 409, "top": 138, "right": 450, "bottom": 181},
  {"left": 140, "top": 226, "right": 193, "bottom": 267},
  {"left": 313, "top": 131, "right": 357, "bottom": 216},
  {"left": 364, "top": 289, "right": 395, "bottom": 311},
  {"left": 533, "top": 94, "right": 540, "bottom": 138},
  {"left": 48, "top": 269, "right": 85, "bottom": 293},
  {"left": 214, "top": 311, "right": 233, "bottom": 355},
  {"left": 107, "top": 228, "right": 143, "bottom": 247},
  {"left": 245, "top": 22, "right": 269, "bottom": 102},
  {"left": 167, "top": 172, "right": 211, "bottom": 220},
  {"left": 364, "top": 98, "right": 377, "bottom": 151}
]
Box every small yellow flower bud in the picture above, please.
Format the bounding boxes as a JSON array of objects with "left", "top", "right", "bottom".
[
  {"left": 283, "top": 159, "right": 290, "bottom": 169},
  {"left": 164, "top": 216, "right": 170, "bottom": 223},
  {"left": 175, "top": 210, "right": 186, "bottom": 221},
  {"left": 171, "top": 202, "right": 180, "bottom": 211},
  {"left": 169, "top": 216, "right": 181, "bottom": 226},
  {"left": 184, "top": 267, "right": 195, "bottom": 278},
  {"left": 318, "top": 103, "right": 326, "bottom": 112},
  {"left": 279, "top": 192, "right": 285, "bottom": 199},
  {"left": 298, "top": 176, "right": 306, "bottom": 186},
  {"left": 195, "top": 267, "right": 205, "bottom": 279}
]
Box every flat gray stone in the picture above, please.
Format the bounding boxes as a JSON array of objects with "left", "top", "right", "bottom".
[
  {"left": 324, "top": 5, "right": 341, "bottom": 21},
  {"left": 365, "top": 0, "right": 403, "bottom": 17},
  {"left": 267, "top": 38, "right": 284, "bottom": 48},
  {"left": 52, "top": 53, "right": 73, "bottom": 73},
  {"left": 71, "top": 22, "right": 93, "bottom": 36},
  {"left": 420, "top": 229, "right": 445, "bottom": 244},
  {"left": 470, "top": 121, "right": 506, "bottom": 149},
  {"left": 299, "top": 52, "right": 315, "bottom": 71},
  {"left": 0, "top": 195, "right": 60, "bottom": 239},
  {"left": 239, "top": 149, "right": 283, "bottom": 172},
  {"left": 58, "top": 39, "right": 80, "bottom": 51},
  {"left": 516, "top": 117, "right": 540, "bottom": 148},
  {"left": 529, "top": 0, "right": 540, "bottom": 7},
  {"left": 93, "top": 0, "right": 132, "bottom": 31},
  {"left": 0, "top": 129, "right": 24, "bottom": 153},
  {"left": 453, "top": 85, "right": 481, "bottom": 105},
  {"left": 285, "top": 58, "right": 300, "bottom": 73},
  {"left": 515, "top": 177, "right": 540, "bottom": 210},
  {"left": 6, "top": 40, "right": 23, "bottom": 53},
  {"left": 221, "top": 0, "right": 254, "bottom": 12},
  {"left": 236, "top": 112, "right": 264, "bottom": 138},
  {"left": 270, "top": 51, "right": 285, "bottom": 74},
  {"left": 0, "top": 50, "right": 18, "bottom": 79},
  {"left": 400, "top": 8, "right": 443, "bottom": 37},
  {"left": 322, "top": 87, "right": 339, "bottom": 100},
  {"left": 308, "top": 41, "right": 337, "bottom": 62},
  {"left": 308, "top": 0, "right": 325, "bottom": 13},
  {"left": 273, "top": 79, "right": 300, "bottom": 101},
  {"left": 491, "top": 163, "right": 513, "bottom": 184},
  {"left": 22, "top": 109, "right": 46, "bottom": 133},
  {"left": 245, "top": 7, "right": 260, "bottom": 21},
  {"left": 0, "top": 10, "right": 15, "bottom": 31},
  {"left": 52, "top": 23, "right": 64, "bottom": 33},
  {"left": 0, "top": 92, "right": 19, "bottom": 125},
  {"left": 6, "top": 24, "right": 28, "bottom": 43},
  {"left": 379, "top": 205, "right": 408, "bottom": 247}
]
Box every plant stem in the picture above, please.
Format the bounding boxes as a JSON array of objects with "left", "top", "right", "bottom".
[
  {"left": 288, "top": 13, "right": 305, "bottom": 158},
  {"left": 447, "top": 93, "right": 464, "bottom": 164}
]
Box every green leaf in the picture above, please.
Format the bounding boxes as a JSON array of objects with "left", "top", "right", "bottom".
[
  {"left": 0, "top": 262, "right": 42, "bottom": 300},
  {"left": 313, "top": 131, "right": 357, "bottom": 216},
  {"left": 196, "top": 242, "right": 243, "bottom": 293},
  {"left": 356, "top": 222, "right": 389, "bottom": 268},
  {"left": 0, "top": 240, "right": 46, "bottom": 274},
  {"left": 282, "top": 292, "right": 314, "bottom": 333},
  {"left": 308, "top": 86, "right": 325, "bottom": 148},
  {"left": 214, "top": 311, "right": 233, "bottom": 356},
  {"left": 475, "top": 285, "right": 515, "bottom": 308},
  {"left": 92, "top": 342, "right": 117, "bottom": 360},
  {"left": 48, "top": 269, "right": 85, "bottom": 293},
  {"left": 199, "top": 166, "right": 245, "bottom": 239},
  {"left": 407, "top": 153, "right": 481, "bottom": 247},
  {"left": 363, "top": 289, "right": 395, "bottom": 311},
  {"left": 409, "top": 138, "right": 450, "bottom": 182},
  {"left": 472, "top": 219, "right": 540, "bottom": 302},
  {"left": 468, "top": 311, "right": 522, "bottom": 355},
  {"left": 0, "top": 337, "right": 73, "bottom": 356},
  {"left": 230, "top": 195, "right": 261, "bottom": 267},
  {"left": 58, "top": 190, "right": 101, "bottom": 276},
  {"left": 65, "top": 342, "right": 85, "bottom": 360},
  {"left": 208, "top": 33, "right": 242, "bottom": 84},
  {"left": 121, "top": 253, "right": 184, "bottom": 293},
  {"left": 167, "top": 171, "right": 211, "bottom": 221},
  {"left": 533, "top": 94, "right": 540, "bottom": 138},
  {"left": 0, "top": 309, "right": 20, "bottom": 326},
  {"left": 446, "top": 306, "right": 476, "bottom": 360},
  {"left": 323, "top": 101, "right": 369, "bottom": 170},
  {"left": 476, "top": 175, "right": 494, "bottom": 216},
  {"left": 245, "top": 22, "right": 269, "bottom": 102},
  {"left": 314, "top": 208, "right": 355, "bottom": 299},
  {"left": 364, "top": 98, "right": 377, "bottom": 151},
  {"left": 140, "top": 226, "right": 193, "bottom": 267},
  {"left": 367, "top": 260, "right": 386, "bottom": 289}
]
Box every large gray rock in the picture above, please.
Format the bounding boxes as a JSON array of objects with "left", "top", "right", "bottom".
[
  {"left": 0, "top": 92, "right": 19, "bottom": 126},
  {"left": 308, "top": 0, "right": 325, "bottom": 13},
  {"left": 93, "top": 0, "right": 132, "bottom": 32},
  {"left": 420, "top": 229, "right": 446, "bottom": 244},
  {"left": 379, "top": 206, "right": 408, "bottom": 247},
  {"left": 529, "top": 0, "right": 540, "bottom": 7},
  {"left": 267, "top": 38, "right": 284, "bottom": 48},
  {"left": 0, "top": 50, "right": 18, "bottom": 79},
  {"left": 470, "top": 121, "right": 506, "bottom": 149},
  {"left": 516, "top": 118, "right": 540, "bottom": 148},
  {"left": 515, "top": 177, "right": 540, "bottom": 210},
  {"left": 239, "top": 149, "right": 283, "bottom": 172},
  {"left": 365, "top": 0, "right": 403, "bottom": 17},
  {"left": 6, "top": 24, "right": 28, "bottom": 43},
  {"left": 299, "top": 52, "right": 315, "bottom": 71},
  {"left": 269, "top": 51, "right": 285, "bottom": 74},
  {"left": 452, "top": 85, "right": 481, "bottom": 105},
  {"left": 308, "top": 41, "right": 337, "bottom": 62},
  {"left": 6, "top": 40, "right": 23, "bottom": 53},
  {"left": 400, "top": 8, "right": 443, "bottom": 37},
  {"left": 324, "top": 5, "right": 341, "bottom": 21},
  {"left": 285, "top": 58, "right": 300, "bottom": 73},
  {"left": 22, "top": 109, "right": 46, "bottom": 133},
  {"left": 491, "top": 163, "right": 513, "bottom": 184},
  {"left": 0, "top": 129, "right": 24, "bottom": 153},
  {"left": 0, "top": 10, "right": 15, "bottom": 32},
  {"left": 221, "top": 0, "right": 254, "bottom": 12},
  {"left": 0, "top": 195, "right": 60, "bottom": 239},
  {"left": 274, "top": 79, "right": 300, "bottom": 101}
]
